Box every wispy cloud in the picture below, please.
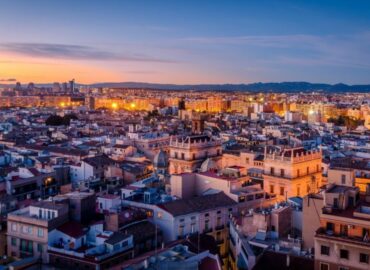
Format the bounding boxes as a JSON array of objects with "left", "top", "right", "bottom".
[
  {"left": 125, "top": 70, "right": 159, "bottom": 74},
  {"left": 0, "top": 43, "right": 177, "bottom": 63},
  {"left": 182, "top": 34, "right": 320, "bottom": 47},
  {"left": 0, "top": 78, "right": 16, "bottom": 82},
  {"left": 182, "top": 33, "right": 370, "bottom": 69}
]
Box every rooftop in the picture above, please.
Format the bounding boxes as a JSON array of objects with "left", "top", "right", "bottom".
[{"left": 158, "top": 192, "right": 236, "bottom": 217}]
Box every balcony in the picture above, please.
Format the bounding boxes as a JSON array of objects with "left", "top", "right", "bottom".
[
  {"left": 316, "top": 227, "right": 370, "bottom": 247},
  {"left": 203, "top": 227, "right": 213, "bottom": 234},
  {"left": 216, "top": 238, "right": 225, "bottom": 245},
  {"left": 215, "top": 224, "right": 225, "bottom": 231}
]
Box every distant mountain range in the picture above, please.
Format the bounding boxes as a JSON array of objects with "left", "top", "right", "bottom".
[
  {"left": 89, "top": 81, "right": 370, "bottom": 92},
  {"left": 2, "top": 81, "right": 370, "bottom": 92}
]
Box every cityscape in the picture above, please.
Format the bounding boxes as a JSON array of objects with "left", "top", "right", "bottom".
[{"left": 0, "top": 1, "right": 370, "bottom": 270}]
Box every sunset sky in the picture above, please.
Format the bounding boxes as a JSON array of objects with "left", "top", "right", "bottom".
[{"left": 0, "top": 0, "right": 370, "bottom": 84}]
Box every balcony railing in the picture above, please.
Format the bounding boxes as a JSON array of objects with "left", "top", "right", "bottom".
[
  {"left": 216, "top": 239, "right": 224, "bottom": 245},
  {"left": 316, "top": 227, "right": 370, "bottom": 247},
  {"left": 215, "top": 224, "right": 225, "bottom": 231}
]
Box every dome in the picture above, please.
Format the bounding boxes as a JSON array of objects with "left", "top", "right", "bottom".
[
  {"left": 153, "top": 150, "right": 168, "bottom": 169},
  {"left": 200, "top": 158, "right": 218, "bottom": 173}
]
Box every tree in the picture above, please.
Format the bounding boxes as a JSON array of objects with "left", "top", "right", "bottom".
[
  {"left": 45, "top": 114, "right": 78, "bottom": 126},
  {"left": 45, "top": 115, "right": 64, "bottom": 126}
]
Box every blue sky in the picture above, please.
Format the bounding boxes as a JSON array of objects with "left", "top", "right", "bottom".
[{"left": 0, "top": 0, "right": 369, "bottom": 84}]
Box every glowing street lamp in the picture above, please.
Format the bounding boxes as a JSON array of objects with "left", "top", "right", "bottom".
[{"left": 111, "top": 102, "right": 118, "bottom": 110}]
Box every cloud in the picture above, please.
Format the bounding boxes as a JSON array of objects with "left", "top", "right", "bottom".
[
  {"left": 0, "top": 43, "right": 176, "bottom": 63},
  {"left": 125, "top": 70, "right": 159, "bottom": 74},
  {"left": 0, "top": 78, "right": 16, "bottom": 82},
  {"left": 182, "top": 33, "right": 370, "bottom": 69}
]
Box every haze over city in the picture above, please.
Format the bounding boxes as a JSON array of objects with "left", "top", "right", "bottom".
[{"left": 1, "top": 0, "right": 370, "bottom": 84}]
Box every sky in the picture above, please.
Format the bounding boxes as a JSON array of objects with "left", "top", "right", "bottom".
[{"left": 0, "top": 0, "right": 369, "bottom": 84}]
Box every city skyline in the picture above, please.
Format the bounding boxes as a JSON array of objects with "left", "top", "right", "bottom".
[{"left": 1, "top": 0, "right": 370, "bottom": 84}]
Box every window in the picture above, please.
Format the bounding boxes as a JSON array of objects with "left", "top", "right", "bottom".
[
  {"left": 341, "top": 174, "right": 346, "bottom": 185},
  {"left": 178, "top": 225, "right": 184, "bottom": 236},
  {"left": 192, "top": 153, "right": 195, "bottom": 160},
  {"left": 22, "top": 225, "right": 29, "bottom": 234},
  {"left": 270, "top": 167, "right": 275, "bottom": 175},
  {"left": 11, "top": 238, "right": 16, "bottom": 246},
  {"left": 37, "top": 228, "right": 44, "bottom": 238},
  {"left": 297, "top": 169, "right": 300, "bottom": 177},
  {"left": 204, "top": 220, "right": 210, "bottom": 231},
  {"left": 320, "top": 245, "right": 330, "bottom": 256},
  {"left": 326, "top": 222, "right": 334, "bottom": 232},
  {"left": 307, "top": 167, "right": 309, "bottom": 174},
  {"left": 11, "top": 223, "right": 17, "bottom": 232},
  {"left": 320, "top": 263, "right": 329, "bottom": 270},
  {"left": 280, "top": 187, "right": 285, "bottom": 196},
  {"left": 296, "top": 186, "right": 300, "bottom": 197},
  {"left": 181, "top": 153, "right": 185, "bottom": 160},
  {"left": 340, "top": 249, "right": 349, "bottom": 260},
  {"left": 217, "top": 216, "right": 222, "bottom": 226},
  {"left": 37, "top": 243, "right": 43, "bottom": 253},
  {"left": 121, "top": 241, "right": 128, "bottom": 247},
  {"left": 360, "top": 253, "right": 369, "bottom": 264},
  {"left": 270, "top": 185, "right": 274, "bottom": 194},
  {"left": 280, "top": 169, "right": 285, "bottom": 177},
  {"left": 339, "top": 267, "right": 348, "bottom": 270}
]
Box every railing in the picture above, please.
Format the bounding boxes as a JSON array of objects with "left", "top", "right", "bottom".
[
  {"left": 215, "top": 224, "right": 225, "bottom": 231},
  {"left": 316, "top": 227, "right": 370, "bottom": 247},
  {"left": 48, "top": 246, "right": 85, "bottom": 258},
  {"left": 95, "top": 244, "right": 133, "bottom": 261},
  {"left": 216, "top": 239, "right": 224, "bottom": 245}
]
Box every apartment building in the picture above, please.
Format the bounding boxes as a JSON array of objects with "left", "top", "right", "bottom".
[
  {"left": 7, "top": 201, "right": 69, "bottom": 263},
  {"left": 314, "top": 184, "right": 370, "bottom": 270},
  {"left": 169, "top": 134, "right": 222, "bottom": 174},
  {"left": 263, "top": 146, "right": 322, "bottom": 200}
]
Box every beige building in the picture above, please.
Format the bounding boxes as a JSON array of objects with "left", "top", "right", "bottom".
[
  {"left": 314, "top": 184, "right": 370, "bottom": 270},
  {"left": 263, "top": 146, "right": 322, "bottom": 200},
  {"left": 7, "top": 201, "right": 69, "bottom": 263},
  {"left": 168, "top": 134, "right": 222, "bottom": 174},
  {"left": 170, "top": 169, "right": 272, "bottom": 210}
]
